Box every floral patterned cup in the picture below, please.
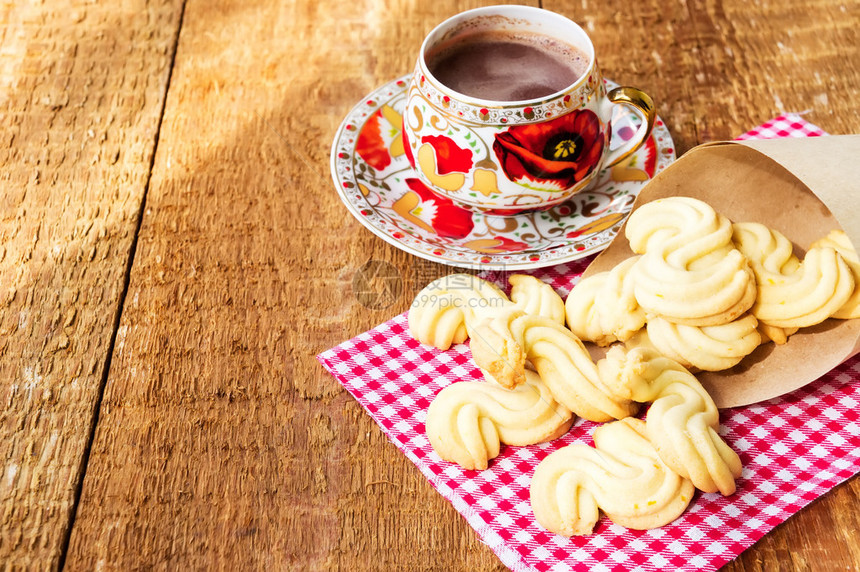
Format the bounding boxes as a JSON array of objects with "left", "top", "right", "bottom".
[{"left": 402, "top": 5, "right": 656, "bottom": 215}]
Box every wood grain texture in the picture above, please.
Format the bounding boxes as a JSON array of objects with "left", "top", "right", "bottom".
[
  {"left": 0, "top": 0, "right": 184, "bottom": 568},
  {"left": 3, "top": 0, "right": 857, "bottom": 570},
  {"left": 64, "top": 0, "right": 517, "bottom": 569}
]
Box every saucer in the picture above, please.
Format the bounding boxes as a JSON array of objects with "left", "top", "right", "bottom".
[{"left": 330, "top": 75, "right": 675, "bottom": 270}]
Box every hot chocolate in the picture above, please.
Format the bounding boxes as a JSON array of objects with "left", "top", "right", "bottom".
[{"left": 425, "top": 30, "right": 589, "bottom": 102}]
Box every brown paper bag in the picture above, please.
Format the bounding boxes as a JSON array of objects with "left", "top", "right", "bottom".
[{"left": 585, "top": 135, "right": 860, "bottom": 408}]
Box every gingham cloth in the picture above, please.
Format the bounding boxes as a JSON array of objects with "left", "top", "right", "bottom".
[{"left": 318, "top": 115, "right": 859, "bottom": 571}]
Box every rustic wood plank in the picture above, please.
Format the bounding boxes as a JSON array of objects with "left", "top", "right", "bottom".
[
  {"left": 63, "top": 0, "right": 860, "bottom": 571},
  {"left": 0, "top": 0, "right": 185, "bottom": 568},
  {"left": 64, "top": 0, "right": 524, "bottom": 569}
]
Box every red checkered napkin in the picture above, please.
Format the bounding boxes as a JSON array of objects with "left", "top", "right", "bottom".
[
  {"left": 735, "top": 113, "right": 827, "bottom": 140},
  {"left": 318, "top": 115, "right": 859, "bottom": 571}
]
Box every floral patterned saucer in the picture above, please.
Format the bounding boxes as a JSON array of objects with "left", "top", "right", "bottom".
[{"left": 331, "top": 75, "right": 675, "bottom": 270}]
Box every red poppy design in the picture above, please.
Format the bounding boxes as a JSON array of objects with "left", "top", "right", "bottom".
[
  {"left": 356, "top": 110, "right": 392, "bottom": 170},
  {"left": 640, "top": 135, "right": 657, "bottom": 178},
  {"left": 405, "top": 178, "right": 474, "bottom": 239},
  {"left": 421, "top": 135, "right": 473, "bottom": 174},
  {"left": 493, "top": 109, "right": 604, "bottom": 190}
]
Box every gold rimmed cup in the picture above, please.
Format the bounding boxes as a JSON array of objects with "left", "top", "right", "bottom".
[{"left": 402, "top": 5, "right": 656, "bottom": 215}]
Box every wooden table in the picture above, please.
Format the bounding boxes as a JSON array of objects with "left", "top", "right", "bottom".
[{"left": 2, "top": 0, "right": 859, "bottom": 569}]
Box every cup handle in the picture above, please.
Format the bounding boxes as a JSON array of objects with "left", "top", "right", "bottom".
[{"left": 602, "top": 87, "right": 657, "bottom": 168}]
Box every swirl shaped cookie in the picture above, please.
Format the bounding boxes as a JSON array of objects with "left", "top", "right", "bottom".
[
  {"left": 732, "top": 222, "right": 855, "bottom": 328},
  {"left": 626, "top": 196, "right": 730, "bottom": 255},
  {"left": 810, "top": 230, "right": 860, "bottom": 319},
  {"left": 565, "top": 256, "right": 645, "bottom": 346},
  {"left": 530, "top": 417, "right": 694, "bottom": 536},
  {"left": 625, "top": 197, "right": 756, "bottom": 326},
  {"left": 604, "top": 346, "right": 742, "bottom": 495},
  {"left": 747, "top": 230, "right": 801, "bottom": 345},
  {"left": 408, "top": 274, "right": 510, "bottom": 349},
  {"left": 409, "top": 274, "right": 565, "bottom": 350},
  {"left": 426, "top": 370, "right": 573, "bottom": 471},
  {"left": 468, "top": 306, "right": 527, "bottom": 389},
  {"left": 646, "top": 314, "right": 761, "bottom": 372},
  {"left": 562, "top": 271, "right": 609, "bottom": 345},
  {"left": 470, "top": 308, "right": 637, "bottom": 422},
  {"left": 510, "top": 274, "right": 565, "bottom": 325}
]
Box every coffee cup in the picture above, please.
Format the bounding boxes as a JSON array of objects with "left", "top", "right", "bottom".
[{"left": 402, "top": 5, "right": 656, "bottom": 215}]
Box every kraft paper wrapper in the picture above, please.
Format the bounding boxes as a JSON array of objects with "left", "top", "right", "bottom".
[{"left": 585, "top": 135, "right": 860, "bottom": 408}]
